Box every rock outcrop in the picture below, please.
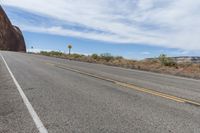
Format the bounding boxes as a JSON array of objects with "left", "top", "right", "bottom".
[{"left": 0, "top": 5, "right": 26, "bottom": 52}]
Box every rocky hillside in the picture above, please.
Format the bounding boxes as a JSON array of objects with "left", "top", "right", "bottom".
[{"left": 0, "top": 5, "right": 26, "bottom": 52}]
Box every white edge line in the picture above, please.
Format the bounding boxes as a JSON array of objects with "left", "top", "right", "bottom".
[{"left": 0, "top": 53, "right": 48, "bottom": 133}]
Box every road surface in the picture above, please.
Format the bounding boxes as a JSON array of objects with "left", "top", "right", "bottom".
[{"left": 0, "top": 51, "right": 200, "bottom": 133}]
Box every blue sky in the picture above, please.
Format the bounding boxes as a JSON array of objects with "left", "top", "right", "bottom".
[{"left": 1, "top": 0, "right": 200, "bottom": 59}]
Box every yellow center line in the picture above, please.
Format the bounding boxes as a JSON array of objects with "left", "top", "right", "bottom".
[
  {"left": 45, "top": 62, "right": 200, "bottom": 107},
  {"left": 115, "top": 82, "right": 185, "bottom": 103}
]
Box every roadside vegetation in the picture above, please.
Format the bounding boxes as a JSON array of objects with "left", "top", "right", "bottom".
[{"left": 39, "top": 51, "right": 200, "bottom": 79}]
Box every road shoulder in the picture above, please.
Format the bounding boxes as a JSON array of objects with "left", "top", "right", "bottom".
[{"left": 0, "top": 55, "right": 37, "bottom": 133}]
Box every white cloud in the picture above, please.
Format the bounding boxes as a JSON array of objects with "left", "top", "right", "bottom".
[{"left": 2, "top": 0, "right": 200, "bottom": 50}]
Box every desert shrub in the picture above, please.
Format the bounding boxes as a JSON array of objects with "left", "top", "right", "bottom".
[
  {"left": 40, "top": 51, "right": 63, "bottom": 57},
  {"left": 115, "top": 56, "right": 124, "bottom": 60},
  {"left": 150, "top": 59, "right": 159, "bottom": 63},
  {"left": 159, "top": 54, "right": 177, "bottom": 67},
  {"left": 70, "top": 53, "right": 84, "bottom": 59},
  {"left": 50, "top": 51, "right": 63, "bottom": 56},
  {"left": 100, "top": 53, "right": 114, "bottom": 62},
  {"left": 40, "top": 51, "right": 50, "bottom": 56},
  {"left": 91, "top": 54, "right": 99, "bottom": 60}
]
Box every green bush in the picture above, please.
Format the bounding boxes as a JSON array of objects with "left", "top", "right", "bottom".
[
  {"left": 91, "top": 54, "right": 99, "bottom": 60},
  {"left": 100, "top": 53, "right": 114, "bottom": 62},
  {"left": 50, "top": 51, "right": 63, "bottom": 56},
  {"left": 159, "top": 54, "right": 177, "bottom": 67},
  {"left": 40, "top": 51, "right": 50, "bottom": 56},
  {"left": 70, "top": 53, "right": 84, "bottom": 59},
  {"left": 115, "top": 56, "right": 123, "bottom": 60},
  {"left": 40, "top": 51, "right": 63, "bottom": 57}
]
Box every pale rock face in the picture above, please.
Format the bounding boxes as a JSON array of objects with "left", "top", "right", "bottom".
[{"left": 0, "top": 5, "right": 26, "bottom": 52}]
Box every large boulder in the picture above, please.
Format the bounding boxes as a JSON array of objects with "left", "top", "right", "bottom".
[{"left": 0, "top": 5, "right": 26, "bottom": 52}]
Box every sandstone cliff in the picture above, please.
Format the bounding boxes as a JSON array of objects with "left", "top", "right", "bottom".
[{"left": 0, "top": 5, "right": 26, "bottom": 52}]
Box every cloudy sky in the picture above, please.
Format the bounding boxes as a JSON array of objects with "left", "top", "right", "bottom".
[{"left": 1, "top": 0, "right": 200, "bottom": 59}]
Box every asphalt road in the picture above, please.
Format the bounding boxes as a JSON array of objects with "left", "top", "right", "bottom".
[{"left": 0, "top": 51, "right": 200, "bottom": 133}]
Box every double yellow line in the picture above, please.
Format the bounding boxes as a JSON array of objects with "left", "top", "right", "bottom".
[{"left": 45, "top": 62, "right": 200, "bottom": 107}]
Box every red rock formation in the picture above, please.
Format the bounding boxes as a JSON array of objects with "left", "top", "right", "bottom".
[{"left": 0, "top": 5, "right": 26, "bottom": 52}]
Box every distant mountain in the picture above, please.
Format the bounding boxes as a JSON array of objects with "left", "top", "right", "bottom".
[
  {"left": 0, "top": 5, "right": 26, "bottom": 52},
  {"left": 146, "top": 56, "right": 200, "bottom": 63},
  {"left": 172, "top": 56, "right": 200, "bottom": 63}
]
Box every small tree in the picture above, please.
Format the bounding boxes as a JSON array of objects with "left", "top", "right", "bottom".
[
  {"left": 159, "top": 54, "right": 167, "bottom": 66},
  {"left": 68, "top": 44, "right": 72, "bottom": 55},
  {"left": 91, "top": 54, "right": 99, "bottom": 60},
  {"left": 159, "top": 54, "right": 177, "bottom": 67},
  {"left": 100, "top": 53, "right": 114, "bottom": 62}
]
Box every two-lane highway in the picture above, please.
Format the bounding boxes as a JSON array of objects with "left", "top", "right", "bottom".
[{"left": 1, "top": 51, "right": 200, "bottom": 133}]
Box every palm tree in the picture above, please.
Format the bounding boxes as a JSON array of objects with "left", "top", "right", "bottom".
[{"left": 68, "top": 44, "right": 72, "bottom": 55}]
